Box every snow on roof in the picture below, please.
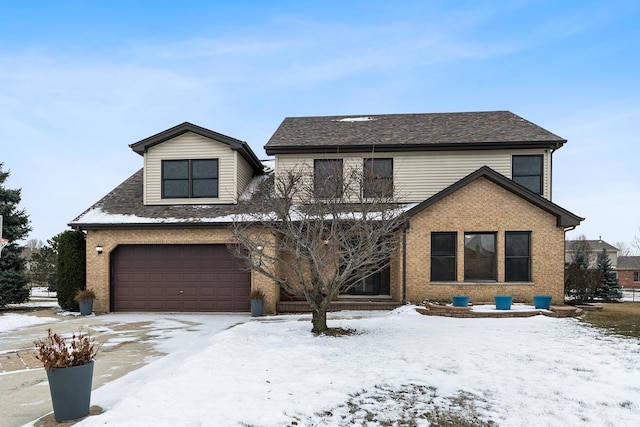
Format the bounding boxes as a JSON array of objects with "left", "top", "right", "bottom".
[
  {"left": 334, "top": 117, "right": 375, "bottom": 122},
  {"left": 74, "top": 207, "right": 238, "bottom": 225}
]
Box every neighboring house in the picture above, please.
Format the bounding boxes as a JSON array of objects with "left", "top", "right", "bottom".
[
  {"left": 616, "top": 256, "right": 640, "bottom": 288},
  {"left": 564, "top": 239, "right": 619, "bottom": 268},
  {"left": 70, "top": 111, "right": 583, "bottom": 314}
]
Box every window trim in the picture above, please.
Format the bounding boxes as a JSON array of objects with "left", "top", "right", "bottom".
[
  {"left": 362, "top": 157, "right": 393, "bottom": 199},
  {"left": 512, "top": 154, "right": 543, "bottom": 195},
  {"left": 464, "top": 232, "right": 497, "bottom": 282},
  {"left": 161, "top": 158, "right": 219, "bottom": 199},
  {"left": 505, "top": 231, "right": 532, "bottom": 282},
  {"left": 430, "top": 232, "right": 457, "bottom": 282}
]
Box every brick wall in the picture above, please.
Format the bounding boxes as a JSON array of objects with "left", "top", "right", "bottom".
[
  {"left": 618, "top": 270, "right": 640, "bottom": 288},
  {"left": 85, "top": 227, "right": 278, "bottom": 313},
  {"left": 405, "top": 177, "right": 566, "bottom": 305}
]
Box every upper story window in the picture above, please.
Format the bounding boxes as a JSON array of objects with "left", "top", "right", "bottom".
[
  {"left": 505, "top": 231, "right": 531, "bottom": 281},
  {"left": 512, "top": 155, "right": 543, "bottom": 195},
  {"left": 162, "top": 159, "right": 219, "bottom": 199},
  {"left": 314, "top": 159, "right": 343, "bottom": 199},
  {"left": 635, "top": 271, "right": 640, "bottom": 282},
  {"left": 464, "top": 232, "right": 496, "bottom": 281},
  {"left": 363, "top": 158, "right": 393, "bottom": 198}
]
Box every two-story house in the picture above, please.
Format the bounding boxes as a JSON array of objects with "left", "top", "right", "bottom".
[
  {"left": 564, "top": 238, "right": 619, "bottom": 270},
  {"left": 265, "top": 111, "right": 582, "bottom": 308},
  {"left": 70, "top": 111, "right": 582, "bottom": 314}
]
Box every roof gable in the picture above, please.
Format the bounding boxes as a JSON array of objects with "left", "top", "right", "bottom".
[
  {"left": 130, "top": 122, "right": 264, "bottom": 174},
  {"left": 265, "top": 111, "right": 566, "bottom": 155},
  {"left": 406, "top": 166, "right": 583, "bottom": 228}
]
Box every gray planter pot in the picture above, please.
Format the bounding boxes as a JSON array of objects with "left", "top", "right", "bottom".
[
  {"left": 79, "top": 299, "right": 94, "bottom": 315},
  {"left": 250, "top": 299, "right": 264, "bottom": 317},
  {"left": 46, "top": 361, "right": 94, "bottom": 422}
]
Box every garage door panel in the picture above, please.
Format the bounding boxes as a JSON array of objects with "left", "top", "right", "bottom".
[{"left": 112, "top": 244, "right": 250, "bottom": 312}]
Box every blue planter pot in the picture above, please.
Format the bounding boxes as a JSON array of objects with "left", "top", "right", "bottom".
[
  {"left": 452, "top": 296, "right": 470, "bottom": 307},
  {"left": 494, "top": 296, "right": 513, "bottom": 310},
  {"left": 533, "top": 295, "right": 552, "bottom": 309},
  {"left": 46, "top": 361, "right": 94, "bottom": 422}
]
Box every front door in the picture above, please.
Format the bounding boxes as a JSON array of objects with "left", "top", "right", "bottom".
[{"left": 347, "top": 266, "right": 390, "bottom": 296}]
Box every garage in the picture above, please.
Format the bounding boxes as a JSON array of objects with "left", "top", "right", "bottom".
[{"left": 110, "top": 244, "right": 251, "bottom": 312}]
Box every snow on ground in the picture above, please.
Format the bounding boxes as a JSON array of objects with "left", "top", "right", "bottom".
[
  {"left": 0, "top": 313, "right": 59, "bottom": 333},
  {"left": 63, "top": 306, "right": 640, "bottom": 427}
]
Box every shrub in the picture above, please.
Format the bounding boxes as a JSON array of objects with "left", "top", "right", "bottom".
[
  {"left": 56, "top": 230, "right": 86, "bottom": 311},
  {"left": 249, "top": 289, "right": 265, "bottom": 300},
  {"left": 74, "top": 289, "right": 96, "bottom": 302},
  {"left": 34, "top": 328, "right": 99, "bottom": 371}
]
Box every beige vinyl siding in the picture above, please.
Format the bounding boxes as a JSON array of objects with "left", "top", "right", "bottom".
[
  {"left": 143, "top": 132, "right": 237, "bottom": 205},
  {"left": 235, "top": 153, "right": 255, "bottom": 197},
  {"left": 275, "top": 149, "right": 551, "bottom": 202}
]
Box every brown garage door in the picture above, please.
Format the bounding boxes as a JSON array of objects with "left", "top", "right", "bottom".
[{"left": 111, "top": 244, "right": 251, "bottom": 312}]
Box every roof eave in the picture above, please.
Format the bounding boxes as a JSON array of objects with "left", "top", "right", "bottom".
[
  {"left": 69, "top": 221, "right": 235, "bottom": 231},
  {"left": 265, "top": 140, "right": 566, "bottom": 155}
]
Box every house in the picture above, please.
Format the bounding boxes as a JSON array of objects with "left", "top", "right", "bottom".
[
  {"left": 70, "top": 111, "right": 583, "bottom": 314},
  {"left": 564, "top": 238, "right": 619, "bottom": 268},
  {"left": 616, "top": 256, "right": 640, "bottom": 288},
  {"left": 266, "top": 111, "right": 582, "bottom": 308}
]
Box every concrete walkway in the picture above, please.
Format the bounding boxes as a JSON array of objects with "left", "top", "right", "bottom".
[{"left": 0, "top": 307, "right": 247, "bottom": 427}]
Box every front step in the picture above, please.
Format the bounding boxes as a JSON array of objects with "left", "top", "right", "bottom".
[{"left": 277, "top": 300, "right": 401, "bottom": 313}]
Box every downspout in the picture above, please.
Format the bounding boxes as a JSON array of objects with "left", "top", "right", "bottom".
[{"left": 402, "top": 222, "right": 408, "bottom": 305}]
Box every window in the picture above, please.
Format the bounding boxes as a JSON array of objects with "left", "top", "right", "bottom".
[
  {"left": 431, "top": 232, "right": 457, "bottom": 281},
  {"left": 363, "top": 158, "right": 393, "bottom": 198},
  {"left": 635, "top": 271, "right": 640, "bottom": 282},
  {"left": 512, "top": 155, "right": 543, "bottom": 195},
  {"left": 464, "top": 233, "right": 496, "bottom": 281},
  {"left": 314, "top": 159, "right": 343, "bottom": 198},
  {"left": 162, "top": 159, "right": 218, "bottom": 199},
  {"left": 505, "top": 232, "right": 531, "bottom": 281}
]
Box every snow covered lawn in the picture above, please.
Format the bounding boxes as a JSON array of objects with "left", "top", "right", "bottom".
[{"left": 58, "top": 307, "right": 640, "bottom": 426}]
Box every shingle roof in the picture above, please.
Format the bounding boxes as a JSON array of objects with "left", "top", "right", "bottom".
[
  {"left": 69, "top": 169, "right": 266, "bottom": 229},
  {"left": 406, "top": 166, "right": 583, "bottom": 228},
  {"left": 617, "top": 256, "right": 640, "bottom": 270},
  {"left": 565, "top": 240, "right": 619, "bottom": 252},
  {"left": 265, "top": 111, "right": 566, "bottom": 155}
]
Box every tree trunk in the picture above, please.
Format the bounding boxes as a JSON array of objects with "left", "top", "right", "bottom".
[{"left": 311, "top": 308, "right": 328, "bottom": 334}]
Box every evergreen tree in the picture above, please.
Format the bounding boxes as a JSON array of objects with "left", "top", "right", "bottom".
[
  {"left": 596, "top": 249, "right": 623, "bottom": 301},
  {"left": 565, "top": 238, "right": 600, "bottom": 303},
  {"left": 0, "top": 163, "right": 32, "bottom": 306},
  {"left": 56, "top": 230, "right": 86, "bottom": 311},
  {"left": 30, "top": 234, "right": 60, "bottom": 291}
]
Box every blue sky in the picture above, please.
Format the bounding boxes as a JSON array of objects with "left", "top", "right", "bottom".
[{"left": 1, "top": 0, "right": 638, "bottom": 248}]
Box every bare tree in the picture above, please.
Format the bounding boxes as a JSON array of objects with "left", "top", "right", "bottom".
[
  {"left": 615, "top": 241, "right": 633, "bottom": 257},
  {"left": 632, "top": 228, "right": 640, "bottom": 255},
  {"left": 231, "top": 165, "right": 407, "bottom": 334}
]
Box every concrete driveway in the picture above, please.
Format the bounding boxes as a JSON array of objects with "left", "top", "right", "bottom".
[{"left": 0, "top": 307, "right": 248, "bottom": 427}]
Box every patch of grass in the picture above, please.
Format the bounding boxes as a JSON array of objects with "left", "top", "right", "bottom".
[
  {"left": 290, "top": 383, "right": 496, "bottom": 426},
  {"left": 579, "top": 303, "right": 640, "bottom": 338}
]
